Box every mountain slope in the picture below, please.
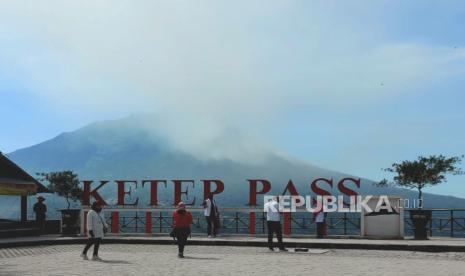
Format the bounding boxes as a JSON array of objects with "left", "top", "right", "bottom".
[{"left": 6, "top": 115, "right": 465, "bottom": 210}]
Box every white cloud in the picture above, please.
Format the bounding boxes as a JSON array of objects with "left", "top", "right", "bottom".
[{"left": 1, "top": 1, "right": 464, "bottom": 162}]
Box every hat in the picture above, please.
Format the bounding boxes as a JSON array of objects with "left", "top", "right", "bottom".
[
  {"left": 177, "top": 202, "right": 186, "bottom": 210},
  {"left": 37, "top": 196, "right": 45, "bottom": 201}
]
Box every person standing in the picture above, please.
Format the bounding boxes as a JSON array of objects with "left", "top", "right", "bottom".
[
  {"left": 264, "top": 197, "right": 287, "bottom": 251},
  {"left": 33, "top": 196, "right": 47, "bottom": 234},
  {"left": 314, "top": 209, "right": 327, "bottom": 238},
  {"left": 202, "top": 193, "right": 219, "bottom": 238},
  {"left": 81, "top": 201, "right": 108, "bottom": 261},
  {"left": 172, "top": 202, "right": 193, "bottom": 258}
]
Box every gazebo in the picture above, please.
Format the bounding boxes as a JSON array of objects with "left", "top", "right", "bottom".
[{"left": 0, "top": 152, "right": 48, "bottom": 222}]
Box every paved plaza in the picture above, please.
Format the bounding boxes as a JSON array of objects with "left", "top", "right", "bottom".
[{"left": 1, "top": 244, "right": 465, "bottom": 276}]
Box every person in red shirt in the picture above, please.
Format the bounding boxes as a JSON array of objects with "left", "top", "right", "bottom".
[{"left": 171, "top": 202, "right": 193, "bottom": 258}]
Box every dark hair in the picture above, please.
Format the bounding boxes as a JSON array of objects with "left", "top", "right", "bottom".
[
  {"left": 176, "top": 209, "right": 187, "bottom": 215},
  {"left": 91, "top": 201, "right": 102, "bottom": 210}
]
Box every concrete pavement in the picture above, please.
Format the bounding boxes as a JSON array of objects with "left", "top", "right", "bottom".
[{"left": 2, "top": 234, "right": 465, "bottom": 252}]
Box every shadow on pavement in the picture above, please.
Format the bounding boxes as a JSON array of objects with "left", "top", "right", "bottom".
[
  {"left": 182, "top": 256, "right": 220, "bottom": 260},
  {"left": 100, "top": 259, "right": 132, "bottom": 264}
]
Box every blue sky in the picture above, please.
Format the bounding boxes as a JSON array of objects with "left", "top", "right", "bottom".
[{"left": 1, "top": 1, "right": 465, "bottom": 197}]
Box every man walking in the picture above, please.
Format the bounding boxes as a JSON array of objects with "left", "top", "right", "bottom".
[
  {"left": 33, "top": 196, "right": 47, "bottom": 234},
  {"left": 202, "top": 193, "right": 219, "bottom": 238},
  {"left": 81, "top": 201, "right": 108, "bottom": 261},
  {"left": 264, "top": 197, "right": 287, "bottom": 251}
]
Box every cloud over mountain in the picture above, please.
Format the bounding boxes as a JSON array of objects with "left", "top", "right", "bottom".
[{"left": 1, "top": 1, "right": 464, "bottom": 162}]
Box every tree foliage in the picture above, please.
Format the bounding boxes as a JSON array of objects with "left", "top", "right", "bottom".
[
  {"left": 379, "top": 155, "right": 464, "bottom": 208},
  {"left": 37, "top": 171, "right": 82, "bottom": 209}
]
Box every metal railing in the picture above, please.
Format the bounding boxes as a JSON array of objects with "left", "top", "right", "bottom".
[
  {"left": 80, "top": 208, "right": 465, "bottom": 237},
  {"left": 81, "top": 207, "right": 361, "bottom": 236},
  {"left": 404, "top": 209, "right": 465, "bottom": 238}
]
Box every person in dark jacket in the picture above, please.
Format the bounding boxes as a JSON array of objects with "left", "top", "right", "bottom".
[
  {"left": 33, "top": 196, "right": 47, "bottom": 234},
  {"left": 172, "top": 202, "right": 193, "bottom": 258}
]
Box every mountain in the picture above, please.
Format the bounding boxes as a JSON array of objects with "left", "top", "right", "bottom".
[{"left": 3, "top": 115, "right": 465, "bottom": 219}]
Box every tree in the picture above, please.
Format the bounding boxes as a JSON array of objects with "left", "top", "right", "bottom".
[
  {"left": 38, "top": 171, "right": 83, "bottom": 209},
  {"left": 379, "top": 155, "right": 464, "bottom": 208}
]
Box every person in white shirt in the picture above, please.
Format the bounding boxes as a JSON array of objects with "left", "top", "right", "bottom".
[
  {"left": 81, "top": 201, "right": 108, "bottom": 261},
  {"left": 264, "top": 197, "right": 287, "bottom": 251},
  {"left": 202, "top": 193, "right": 220, "bottom": 238},
  {"left": 314, "top": 209, "right": 327, "bottom": 238}
]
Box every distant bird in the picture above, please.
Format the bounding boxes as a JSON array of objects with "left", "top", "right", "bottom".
[{"left": 380, "top": 83, "right": 384, "bottom": 86}]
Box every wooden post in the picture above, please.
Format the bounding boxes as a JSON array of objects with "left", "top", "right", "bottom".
[{"left": 20, "top": 196, "right": 27, "bottom": 222}]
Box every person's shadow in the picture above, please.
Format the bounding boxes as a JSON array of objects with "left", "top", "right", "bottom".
[
  {"left": 182, "top": 256, "right": 219, "bottom": 260},
  {"left": 99, "top": 259, "right": 132, "bottom": 264}
]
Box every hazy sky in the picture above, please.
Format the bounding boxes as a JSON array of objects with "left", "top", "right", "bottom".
[{"left": 1, "top": 1, "right": 465, "bottom": 197}]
